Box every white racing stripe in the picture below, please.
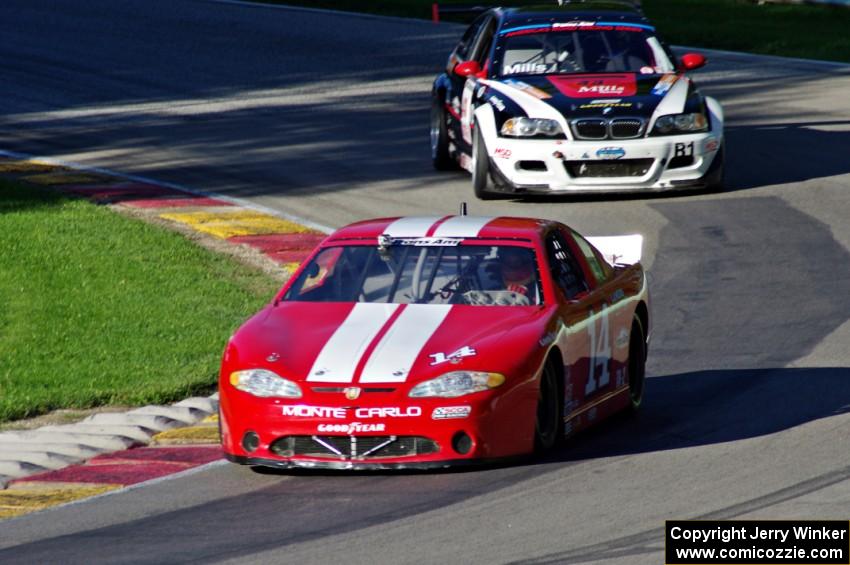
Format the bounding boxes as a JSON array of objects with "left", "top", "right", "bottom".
[
  {"left": 360, "top": 305, "right": 453, "bottom": 383},
  {"left": 383, "top": 216, "right": 446, "bottom": 238},
  {"left": 307, "top": 303, "right": 400, "bottom": 382},
  {"left": 432, "top": 216, "right": 494, "bottom": 238}
]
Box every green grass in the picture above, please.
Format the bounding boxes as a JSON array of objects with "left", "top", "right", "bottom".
[
  {"left": 0, "top": 181, "right": 280, "bottom": 422},
  {"left": 266, "top": 0, "right": 850, "bottom": 63}
]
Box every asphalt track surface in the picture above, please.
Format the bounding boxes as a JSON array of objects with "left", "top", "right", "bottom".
[{"left": 2, "top": 1, "right": 850, "bottom": 563}]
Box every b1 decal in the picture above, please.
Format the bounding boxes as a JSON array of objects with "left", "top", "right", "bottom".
[
  {"left": 585, "top": 307, "right": 611, "bottom": 396},
  {"left": 674, "top": 141, "right": 694, "bottom": 158},
  {"left": 494, "top": 147, "right": 512, "bottom": 159}
]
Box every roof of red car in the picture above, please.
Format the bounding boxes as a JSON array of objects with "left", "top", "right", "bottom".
[{"left": 327, "top": 216, "right": 557, "bottom": 242}]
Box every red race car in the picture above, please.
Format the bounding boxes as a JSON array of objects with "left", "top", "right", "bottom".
[{"left": 219, "top": 215, "right": 650, "bottom": 469}]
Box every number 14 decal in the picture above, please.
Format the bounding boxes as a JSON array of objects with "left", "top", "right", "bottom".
[{"left": 585, "top": 307, "right": 611, "bottom": 396}]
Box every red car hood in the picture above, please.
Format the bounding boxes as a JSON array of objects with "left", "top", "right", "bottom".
[{"left": 228, "top": 302, "right": 547, "bottom": 386}]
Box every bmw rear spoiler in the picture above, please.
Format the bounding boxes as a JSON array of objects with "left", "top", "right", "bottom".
[
  {"left": 586, "top": 234, "right": 643, "bottom": 267},
  {"left": 431, "top": 1, "right": 643, "bottom": 23}
]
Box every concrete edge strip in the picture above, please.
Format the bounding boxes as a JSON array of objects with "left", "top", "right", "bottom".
[
  {"left": 0, "top": 460, "right": 228, "bottom": 524},
  {"left": 0, "top": 149, "right": 333, "bottom": 234}
]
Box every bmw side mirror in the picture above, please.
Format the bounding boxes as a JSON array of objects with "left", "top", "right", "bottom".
[
  {"left": 680, "top": 53, "right": 707, "bottom": 71},
  {"left": 454, "top": 61, "right": 482, "bottom": 77}
]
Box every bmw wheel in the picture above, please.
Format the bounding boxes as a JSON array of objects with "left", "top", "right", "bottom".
[
  {"left": 472, "top": 124, "right": 500, "bottom": 200},
  {"left": 534, "top": 359, "right": 561, "bottom": 452},
  {"left": 430, "top": 96, "right": 454, "bottom": 171}
]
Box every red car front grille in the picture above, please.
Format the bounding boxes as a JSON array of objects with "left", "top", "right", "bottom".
[{"left": 270, "top": 435, "right": 439, "bottom": 460}]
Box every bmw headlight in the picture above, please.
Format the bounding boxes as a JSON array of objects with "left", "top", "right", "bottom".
[
  {"left": 501, "top": 117, "right": 564, "bottom": 138},
  {"left": 408, "top": 371, "right": 505, "bottom": 398},
  {"left": 651, "top": 113, "right": 708, "bottom": 135},
  {"left": 230, "top": 369, "right": 302, "bottom": 398}
]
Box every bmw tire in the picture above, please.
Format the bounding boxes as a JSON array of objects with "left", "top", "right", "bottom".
[
  {"left": 472, "top": 123, "right": 500, "bottom": 200},
  {"left": 430, "top": 97, "right": 455, "bottom": 171}
]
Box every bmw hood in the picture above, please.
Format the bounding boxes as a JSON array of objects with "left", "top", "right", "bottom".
[
  {"left": 482, "top": 72, "right": 698, "bottom": 124},
  {"left": 228, "top": 302, "right": 547, "bottom": 386}
]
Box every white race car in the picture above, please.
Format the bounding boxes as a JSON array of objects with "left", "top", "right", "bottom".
[{"left": 430, "top": 1, "right": 724, "bottom": 199}]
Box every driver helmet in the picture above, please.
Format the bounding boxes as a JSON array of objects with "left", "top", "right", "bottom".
[{"left": 500, "top": 247, "right": 535, "bottom": 287}]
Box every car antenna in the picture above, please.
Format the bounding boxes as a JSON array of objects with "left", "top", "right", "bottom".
[{"left": 459, "top": 202, "right": 468, "bottom": 216}]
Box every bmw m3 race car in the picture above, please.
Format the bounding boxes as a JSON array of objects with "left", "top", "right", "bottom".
[
  {"left": 430, "top": 1, "right": 724, "bottom": 198},
  {"left": 219, "top": 215, "right": 651, "bottom": 470}
]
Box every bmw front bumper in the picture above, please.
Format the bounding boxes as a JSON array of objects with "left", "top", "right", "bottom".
[{"left": 484, "top": 131, "right": 722, "bottom": 194}]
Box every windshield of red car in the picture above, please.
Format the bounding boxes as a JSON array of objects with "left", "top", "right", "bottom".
[
  {"left": 284, "top": 244, "right": 543, "bottom": 306},
  {"left": 497, "top": 24, "right": 674, "bottom": 76}
]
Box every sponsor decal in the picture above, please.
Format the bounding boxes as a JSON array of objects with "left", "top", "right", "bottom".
[
  {"left": 432, "top": 406, "right": 472, "bottom": 420},
  {"left": 282, "top": 405, "right": 422, "bottom": 419},
  {"left": 579, "top": 99, "right": 633, "bottom": 110},
  {"left": 504, "top": 62, "right": 548, "bottom": 75},
  {"left": 266, "top": 352, "right": 280, "bottom": 362},
  {"left": 610, "top": 288, "right": 626, "bottom": 303},
  {"left": 355, "top": 406, "right": 421, "bottom": 418},
  {"left": 549, "top": 74, "right": 636, "bottom": 98},
  {"left": 640, "top": 66, "right": 654, "bottom": 75},
  {"left": 494, "top": 148, "right": 512, "bottom": 159},
  {"left": 596, "top": 147, "right": 626, "bottom": 160},
  {"left": 488, "top": 96, "right": 506, "bottom": 112},
  {"left": 674, "top": 141, "right": 694, "bottom": 158},
  {"left": 651, "top": 73, "right": 678, "bottom": 96},
  {"left": 705, "top": 138, "right": 719, "bottom": 152},
  {"left": 429, "top": 346, "right": 477, "bottom": 366},
  {"left": 283, "top": 405, "right": 347, "bottom": 419},
  {"left": 318, "top": 422, "right": 385, "bottom": 434},
  {"left": 502, "top": 79, "right": 552, "bottom": 100},
  {"left": 344, "top": 387, "right": 361, "bottom": 400}
]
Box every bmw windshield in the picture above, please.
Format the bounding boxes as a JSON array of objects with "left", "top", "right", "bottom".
[
  {"left": 284, "top": 243, "right": 543, "bottom": 306},
  {"left": 496, "top": 22, "right": 675, "bottom": 77}
]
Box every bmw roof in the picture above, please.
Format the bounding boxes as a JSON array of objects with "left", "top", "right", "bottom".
[{"left": 501, "top": 2, "right": 650, "bottom": 28}]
